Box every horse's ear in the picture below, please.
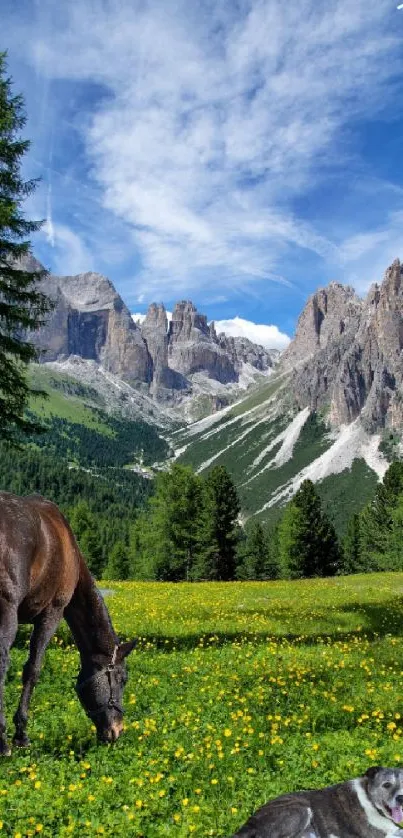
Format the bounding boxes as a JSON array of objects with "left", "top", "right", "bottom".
[{"left": 117, "top": 639, "right": 137, "bottom": 661}]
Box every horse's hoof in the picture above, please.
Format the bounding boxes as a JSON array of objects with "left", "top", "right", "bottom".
[
  {"left": 0, "top": 741, "right": 11, "bottom": 756},
  {"left": 13, "top": 734, "right": 30, "bottom": 748}
]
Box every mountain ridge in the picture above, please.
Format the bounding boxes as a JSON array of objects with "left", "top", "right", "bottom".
[{"left": 24, "top": 257, "right": 278, "bottom": 419}]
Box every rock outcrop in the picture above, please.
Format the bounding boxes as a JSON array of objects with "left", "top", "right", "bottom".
[
  {"left": 281, "top": 282, "right": 363, "bottom": 369},
  {"left": 140, "top": 303, "right": 189, "bottom": 397},
  {"left": 31, "top": 271, "right": 152, "bottom": 386},
  {"left": 218, "top": 334, "right": 277, "bottom": 373},
  {"left": 284, "top": 259, "right": 403, "bottom": 431},
  {"left": 167, "top": 301, "right": 238, "bottom": 384}
]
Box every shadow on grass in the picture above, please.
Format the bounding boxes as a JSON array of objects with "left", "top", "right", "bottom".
[
  {"left": 12, "top": 599, "right": 403, "bottom": 654},
  {"left": 122, "top": 597, "right": 403, "bottom": 651}
]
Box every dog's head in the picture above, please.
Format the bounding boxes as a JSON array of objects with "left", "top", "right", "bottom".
[{"left": 365, "top": 766, "right": 403, "bottom": 824}]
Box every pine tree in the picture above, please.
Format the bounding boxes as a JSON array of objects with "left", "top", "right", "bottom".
[
  {"left": 0, "top": 52, "right": 51, "bottom": 440},
  {"left": 137, "top": 464, "right": 208, "bottom": 581},
  {"left": 360, "top": 461, "right": 403, "bottom": 568},
  {"left": 340, "top": 513, "right": 364, "bottom": 574},
  {"left": 278, "top": 480, "right": 340, "bottom": 578},
  {"left": 69, "top": 501, "right": 104, "bottom": 578},
  {"left": 238, "top": 520, "right": 269, "bottom": 579},
  {"left": 278, "top": 502, "right": 305, "bottom": 579},
  {"left": 203, "top": 465, "right": 241, "bottom": 580},
  {"left": 265, "top": 522, "right": 282, "bottom": 580},
  {"left": 104, "top": 540, "right": 129, "bottom": 580},
  {"left": 386, "top": 496, "right": 403, "bottom": 571},
  {"left": 128, "top": 520, "right": 148, "bottom": 580}
]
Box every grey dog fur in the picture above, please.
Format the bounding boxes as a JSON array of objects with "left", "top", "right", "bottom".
[{"left": 230, "top": 767, "right": 403, "bottom": 837}]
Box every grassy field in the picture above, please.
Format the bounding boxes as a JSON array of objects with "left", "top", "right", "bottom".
[
  {"left": 28, "top": 367, "right": 111, "bottom": 433},
  {"left": 2, "top": 574, "right": 403, "bottom": 836}
]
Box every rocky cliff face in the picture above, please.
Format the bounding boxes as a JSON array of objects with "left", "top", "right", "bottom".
[
  {"left": 32, "top": 271, "right": 152, "bottom": 386},
  {"left": 140, "top": 303, "right": 189, "bottom": 397},
  {"left": 218, "top": 333, "right": 277, "bottom": 372},
  {"left": 167, "top": 301, "right": 238, "bottom": 384},
  {"left": 27, "top": 266, "right": 276, "bottom": 403},
  {"left": 284, "top": 259, "right": 403, "bottom": 431},
  {"left": 281, "top": 282, "right": 363, "bottom": 368}
]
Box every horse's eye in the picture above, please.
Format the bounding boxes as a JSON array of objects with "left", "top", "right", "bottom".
[{"left": 382, "top": 782, "right": 392, "bottom": 789}]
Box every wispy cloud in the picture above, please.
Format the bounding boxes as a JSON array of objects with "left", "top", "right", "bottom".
[
  {"left": 44, "top": 223, "right": 95, "bottom": 277},
  {"left": 44, "top": 136, "right": 55, "bottom": 247},
  {"left": 338, "top": 210, "right": 403, "bottom": 293},
  {"left": 5, "top": 0, "right": 403, "bottom": 307}
]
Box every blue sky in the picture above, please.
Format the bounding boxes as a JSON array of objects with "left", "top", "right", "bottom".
[{"left": 2, "top": 0, "right": 403, "bottom": 349}]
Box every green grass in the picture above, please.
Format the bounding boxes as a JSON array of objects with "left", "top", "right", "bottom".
[
  {"left": 229, "top": 374, "right": 288, "bottom": 418},
  {"left": 2, "top": 574, "right": 403, "bottom": 836},
  {"left": 25, "top": 366, "right": 169, "bottom": 469},
  {"left": 29, "top": 368, "right": 111, "bottom": 434}
]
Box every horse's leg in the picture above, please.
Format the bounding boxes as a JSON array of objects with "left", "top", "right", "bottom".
[
  {"left": 13, "top": 607, "right": 63, "bottom": 747},
  {"left": 0, "top": 602, "right": 19, "bottom": 756}
]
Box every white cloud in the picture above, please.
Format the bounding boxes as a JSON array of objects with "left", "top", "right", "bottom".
[
  {"left": 132, "top": 311, "right": 173, "bottom": 325},
  {"left": 132, "top": 313, "right": 147, "bottom": 325},
  {"left": 7, "top": 0, "right": 403, "bottom": 301},
  {"left": 41, "top": 223, "right": 95, "bottom": 276},
  {"left": 214, "top": 316, "right": 290, "bottom": 351}
]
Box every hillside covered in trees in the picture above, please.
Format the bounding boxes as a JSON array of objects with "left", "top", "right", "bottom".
[{"left": 75, "top": 459, "right": 403, "bottom": 583}]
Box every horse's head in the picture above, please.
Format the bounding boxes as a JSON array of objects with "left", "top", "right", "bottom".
[{"left": 75, "top": 641, "right": 136, "bottom": 743}]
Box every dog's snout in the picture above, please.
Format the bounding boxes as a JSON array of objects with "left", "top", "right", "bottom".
[{"left": 396, "top": 794, "right": 403, "bottom": 805}]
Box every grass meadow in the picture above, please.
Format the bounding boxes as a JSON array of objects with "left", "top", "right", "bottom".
[{"left": 1, "top": 574, "right": 403, "bottom": 836}]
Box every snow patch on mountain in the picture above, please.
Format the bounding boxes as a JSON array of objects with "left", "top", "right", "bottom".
[
  {"left": 253, "top": 420, "right": 388, "bottom": 517},
  {"left": 242, "top": 407, "right": 310, "bottom": 487},
  {"left": 271, "top": 407, "right": 310, "bottom": 468},
  {"left": 195, "top": 402, "right": 283, "bottom": 473}
]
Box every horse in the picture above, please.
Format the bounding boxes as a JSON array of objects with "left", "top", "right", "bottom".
[{"left": 0, "top": 490, "right": 136, "bottom": 755}]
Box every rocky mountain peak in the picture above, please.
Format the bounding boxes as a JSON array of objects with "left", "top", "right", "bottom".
[
  {"left": 16, "top": 252, "right": 45, "bottom": 274},
  {"left": 218, "top": 333, "right": 276, "bottom": 372},
  {"left": 142, "top": 302, "right": 168, "bottom": 332},
  {"left": 140, "top": 303, "right": 173, "bottom": 395},
  {"left": 167, "top": 300, "right": 237, "bottom": 384},
  {"left": 168, "top": 300, "right": 211, "bottom": 344},
  {"left": 282, "top": 282, "right": 363, "bottom": 368},
  {"left": 56, "top": 272, "right": 119, "bottom": 313},
  {"left": 29, "top": 263, "right": 152, "bottom": 386},
  {"left": 283, "top": 258, "right": 403, "bottom": 432},
  {"left": 23, "top": 256, "right": 277, "bottom": 409},
  {"left": 374, "top": 258, "right": 403, "bottom": 314}
]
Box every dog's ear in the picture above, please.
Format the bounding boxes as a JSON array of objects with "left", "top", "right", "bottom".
[{"left": 365, "top": 766, "right": 382, "bottom": 781}]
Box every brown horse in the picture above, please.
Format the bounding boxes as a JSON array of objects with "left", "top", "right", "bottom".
[{"left": 0, "top": 490, "right": 136, "bottom": 755}]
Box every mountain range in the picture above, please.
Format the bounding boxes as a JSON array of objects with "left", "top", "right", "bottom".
[
  {"left": 25, "top": 254, "right": 277, "bottom": 422},
  {"left": 22, "top": 255, "right": 403, "bottom": 531}
]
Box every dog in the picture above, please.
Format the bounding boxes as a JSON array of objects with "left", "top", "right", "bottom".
[{"left": 230, "top": 767, "right": 403, "bottom": 837}]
